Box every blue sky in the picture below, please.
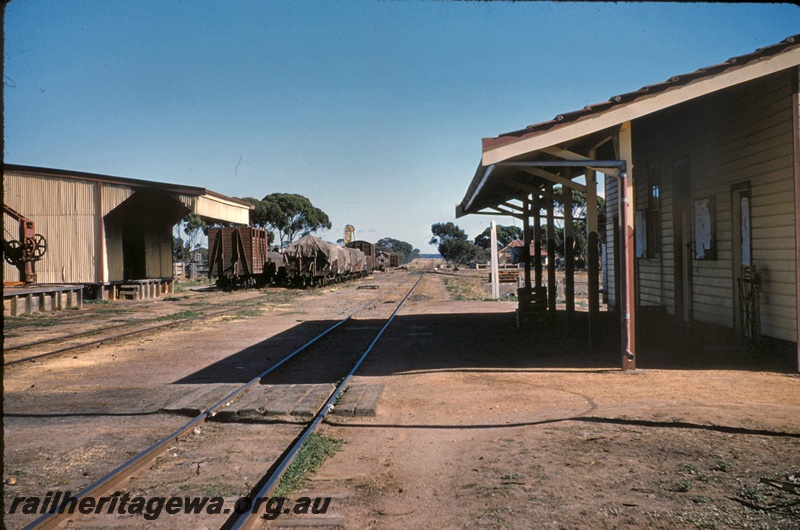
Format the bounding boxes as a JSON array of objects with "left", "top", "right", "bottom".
[{"left": 5, "top": 1, "right": 799, "bottom": 252}]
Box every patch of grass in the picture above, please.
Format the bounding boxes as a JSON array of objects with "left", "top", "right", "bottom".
[
  {"left": 84, "top": 299, "right": 110, "bottom": 305},
  {"left": 235, "top": 308, "right": 262, "bottom": 317},
  {"left": 4, "top": 314, "right": 60, "bottom": 328},
  {"left": 443, "top": 277, "right": 496, "bottom": 302},
  {"left": 223, "top": 308, "right": 262, "bottom": 320},
  {"left": 333, "top": 391, "right": 345, "bottom": 406},
  {"left": 736, "top": 483, "right": 763, "bottom": 502},
  {"left": 267, "top": 291, "right": 300, "bottom": 304},
  {"left": 680, "top": 462, "right": 712, "bottom": 482},
  {"left": 472, "top": 484, "right": 513, "bottom": 499},
  {"left": 173, "top": 278, "right": 212, "bottom": 293},
  {"left": 710, "top": 460, "right": 732, "bottom": 472},
  {"left": 162, "top": 296, "right": 187, "bottom": 302},
  {"left": 274, "top": 434, "right": 344, "bottom": 497},
  {"left": 94, "top": 308, "right": 130, "bottom": 315},
  {"left": 155, "top": 310, "right": 202, "bottom": 322},
  {"left": 671, "top": 481, "right": 693, "bottom": 493},
  {"left": 354, "top": 479, "right": 382, "bottom": 499}
]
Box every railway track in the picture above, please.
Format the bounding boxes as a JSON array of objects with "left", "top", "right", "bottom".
[
  {"left": 2, "top": 287, "right": 231, "bottom": 331},
  {"left": 3, "top": 292, "right": 283, "bottom": 366},
  {"left": 22, "top": 271, "right": 425, "bottom": 530}
]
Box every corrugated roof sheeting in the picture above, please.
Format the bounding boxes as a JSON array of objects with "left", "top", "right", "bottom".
[
  {"left": 101, "top": 184, "right": 134, "bottom": 217},
  {"left": 484, "top": 34, "right": 800, "bottom": 149},
  {"left": 3, "top": 172, "right": 98, "bottom": 283},
  {"left": 178, "top": 194, "right": 195, "bottom": 211}
]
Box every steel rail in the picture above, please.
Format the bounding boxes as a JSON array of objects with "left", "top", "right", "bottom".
[
  {"left": 23, "top": 272, "right": 418, "bottom": 530},
  {"left": 4, "top": 295, "right": 270, "bottom": 352},
  {"left": 226, "top": 272, "right": 426, "bottom": 530},
  {"left": 4, "top": 312, "right": 96, "bottom": 331},
  {"left": 6, "top": 319, "right": 162, "bottom": 352},
  {"left": 4, "top": 294, "right": 292, "bottom": 366}
]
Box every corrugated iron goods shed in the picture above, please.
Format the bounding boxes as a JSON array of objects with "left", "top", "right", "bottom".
[
  {"left": 457, "top": 35, "right": 800, "bottom": 371},
  {"left": 3, "top": 165, "right": 252, "bottom": 301}
]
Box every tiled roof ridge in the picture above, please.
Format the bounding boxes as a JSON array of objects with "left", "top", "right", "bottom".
[{"left": 492, "top": 34, "right": 800, "bottom": 140}]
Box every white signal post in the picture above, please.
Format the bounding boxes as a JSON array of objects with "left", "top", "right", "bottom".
[{"left": 490, "top": 221, "right": 500, "bottom": 299}]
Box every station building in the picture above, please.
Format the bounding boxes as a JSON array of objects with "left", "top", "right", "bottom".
[
  {"left": 457, "top": 35, "right": 800, "bottom": 371},
  {"left": 3, "top": 164, "right": 251, "bottom": 314}
]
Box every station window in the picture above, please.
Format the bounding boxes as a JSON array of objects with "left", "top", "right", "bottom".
[
  {"left": 647, "top": 177, "right": 661, "bottom": 259},
  {"left": 635, "top": 164, "right": 662, "bottom": 260}
]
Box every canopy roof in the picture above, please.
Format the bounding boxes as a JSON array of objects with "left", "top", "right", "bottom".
[{"left": 457, "top": 34, "right": 800, "bottom": 219}]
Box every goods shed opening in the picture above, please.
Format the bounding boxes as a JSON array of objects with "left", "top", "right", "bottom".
[{"left": 105, "top": 189, "right": 190, "bottom": 282}]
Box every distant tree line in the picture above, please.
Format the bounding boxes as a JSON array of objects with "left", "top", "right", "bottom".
[{"left": 375, "top": 238, "right": 420, "bottom": 264}]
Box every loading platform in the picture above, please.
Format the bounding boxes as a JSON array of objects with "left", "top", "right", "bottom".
[{"left": 3, "top": 284, "right": 84, "bottom": 316}]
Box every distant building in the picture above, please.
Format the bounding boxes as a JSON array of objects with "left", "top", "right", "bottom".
[{"left": 505, "top": 239, "right": 547, "bottom": 267}]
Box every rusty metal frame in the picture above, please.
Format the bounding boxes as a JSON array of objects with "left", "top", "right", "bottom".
[{"left": 793, "top": 66, "right": 800, "bottom": 372}]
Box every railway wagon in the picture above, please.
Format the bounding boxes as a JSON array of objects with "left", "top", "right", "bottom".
[
  {"left": 266, "top": 250, "right": 287, "bottom": 284},
  {"left": 375, "top": 251, "right": 401, "bottom": 270},
  {"left": 346, "top": 240, "right": 376, "bottom": 271},
  {"left": 284, "top": 235, "right": 369, "bottom": 287},
  {"left": 336, "top": 245, "right": 366, "bottom": 277},
  {"left": 208, "top": 227, "right": 270, "bottom": 287},
  {"left": 376, "top": 251, "right": 388, "bottom": 271}
]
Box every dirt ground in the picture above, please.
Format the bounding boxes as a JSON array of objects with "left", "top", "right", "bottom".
[{"left": 3, "top": 266, "right": 799, "bottom": 529}]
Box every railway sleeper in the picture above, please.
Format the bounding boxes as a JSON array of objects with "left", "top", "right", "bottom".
[{"left": 163, "top": 383, "right": 384, "bottom": 423}]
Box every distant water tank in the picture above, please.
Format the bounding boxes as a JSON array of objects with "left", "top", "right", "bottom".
[{"left": 344, "top": 225, "right": 356, "bottom": 244}]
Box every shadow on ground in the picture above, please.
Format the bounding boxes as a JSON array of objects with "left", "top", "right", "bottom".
[{"left": 173, "top": 308, "right": 796, "bottom": 386}]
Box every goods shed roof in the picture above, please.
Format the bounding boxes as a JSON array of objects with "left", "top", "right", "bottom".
[{"left": 5, "top": 164, "right": 252, "bottom": 224}]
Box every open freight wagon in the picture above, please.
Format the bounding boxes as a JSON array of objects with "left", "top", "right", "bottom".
[{"left": 284, "top": 235, "right": 369, "bottom": 287}]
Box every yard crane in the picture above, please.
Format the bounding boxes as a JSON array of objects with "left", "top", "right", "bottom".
[{"left": 3, "top": 204, "right": 47, "bottom": 284}]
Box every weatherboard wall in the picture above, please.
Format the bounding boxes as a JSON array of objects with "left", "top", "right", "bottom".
[
  {"left": 604, "top": 170, "right": 619, "bottom": 310},
  {"left": 617, "top": 68, "right": 797, "bottom": 343}
]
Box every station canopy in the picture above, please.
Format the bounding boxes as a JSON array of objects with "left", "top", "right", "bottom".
[{"left": 456, "top": 35, "right": 800, "bottom": 218}]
